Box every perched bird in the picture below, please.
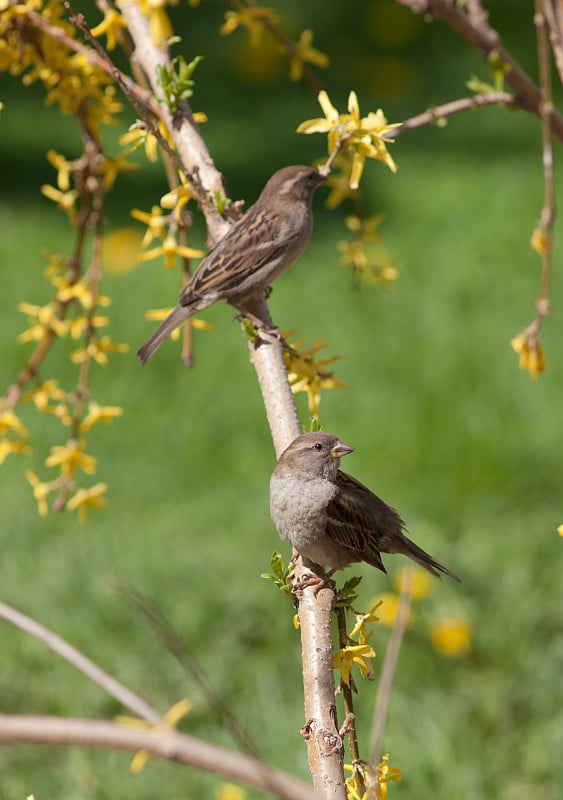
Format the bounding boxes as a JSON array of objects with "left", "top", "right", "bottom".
[
  {"left": 270, "top": 432, "right": 461, "bottom": 584},
  {"left": 137, "top": 165, "right": 326, "bottom": 363}
]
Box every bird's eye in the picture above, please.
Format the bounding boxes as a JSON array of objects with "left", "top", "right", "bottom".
[{"left": 313, "top": 443, "right": 323, "bottom": 451}]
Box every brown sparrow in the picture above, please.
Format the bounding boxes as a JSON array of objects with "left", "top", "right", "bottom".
[
  {"left": 270, "top": 432, "right": 461, "bottom": 584},
  {"left": 137, "top": 165, "right": 326, "bottom": 363}
]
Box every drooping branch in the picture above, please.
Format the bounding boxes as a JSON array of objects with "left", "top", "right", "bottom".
[
  {"left": 393, "top": 0, "right": 563, "bottom": 142},
  {"left": 542, "top": 0, "right": 563, "bottom": 83}
]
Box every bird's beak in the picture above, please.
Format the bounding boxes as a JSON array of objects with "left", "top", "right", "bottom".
[{"left": 330, "top": 441, "right": 354, "bottom": 459}]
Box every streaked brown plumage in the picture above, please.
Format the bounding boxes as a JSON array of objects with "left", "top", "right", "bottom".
[
  {"left": 137, "top": 165, "right": 326, "bottom": 364},
  {"left": 270, "top": 432, "right": 461, "bottom": 582}
]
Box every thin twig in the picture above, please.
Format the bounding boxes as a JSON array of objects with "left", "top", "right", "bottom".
[
  {"left": 228, "top": 0, "right": 326, "bottom": 94},
  {"left": 369, "top": 569, "right": 413, "bottom": 763},
  {"left": 542, "top": 0, "right": 563, "bottom": 82},
  {"left": 112, "top": 582, "right": 262, "bottom": 759},
  {"left": 535, "top": 0, "right": 556, "bottom": 315},
  {"left": 391, "top": 91, "right": 516, "bottom": 139},
  {"left": 335, "top": 606, "right": 365, "bottom": 799},
  {"left": 0, "top": 601, "right": 162, "bottom": 725}
]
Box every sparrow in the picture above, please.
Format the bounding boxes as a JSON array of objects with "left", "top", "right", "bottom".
[
  {"left": 137, "top": 165, "right": 326, "bottom": 363},
  {"left": 270, "top": 432, "right": 461, "bottom": 584}
]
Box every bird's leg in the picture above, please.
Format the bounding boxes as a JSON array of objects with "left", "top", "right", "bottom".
[{"left": 232, "top": 303, "right": 282, "bottom": 341}]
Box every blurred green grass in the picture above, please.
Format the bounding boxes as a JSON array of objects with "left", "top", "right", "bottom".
[{"left": 2, "top": 6, "right": 563, "bottom": 798}]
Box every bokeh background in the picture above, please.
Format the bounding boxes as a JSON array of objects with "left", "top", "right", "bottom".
[{"left": 1, "top": 1, "right": 562, "bottom": 799}]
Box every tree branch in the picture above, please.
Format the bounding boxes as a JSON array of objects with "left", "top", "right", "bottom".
[
  {"left": 392, "top": 91, "right": 516, "bottom": 138},
  {"left": 115, "top": 1, "right": 228, "bottom": 243},
  {"left": 369, "top": 570, "right": 413, "bottom": 763},
  {"left": 0, "top": 600, "right": 162, "bottom": 725},
  {"left": 393, "top": 0, "right": 563, "bottom": 141},
  {"left": 0, "top": 714, "right": 319, "bottom": 800}
]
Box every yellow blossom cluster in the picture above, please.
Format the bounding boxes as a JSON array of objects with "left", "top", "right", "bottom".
[
  {"left": 283, "top": 334, "right": 345, "bottom": 420},
  {"left": 4, "top": 237, "right": 128, "bottom": 520},
  {"left": 333, "top": 601, "right": 381, "bottom": 687},
  {"left": 0, "top": 412, "right": 31, "bottom": 465},
  {"left": 298, "top": 91, "right": 400, "bottom": 189},
  {"left": 220, "top": 2, "right": 328, "bottom": 82},
  {"left": 345, "top": 755, "right": 402, "bottom": 800},
  {"left": 17, "top": 374, "right": 124, "bottom": 521},
  {"left": 338, "top": 215, "right": 399, "bottom": 287},
  {"left": 511, "top": 330, "right": 545, "bottom": 379},
  {"left": 0, "top": 0, "right": 122, "bottom": 137}
]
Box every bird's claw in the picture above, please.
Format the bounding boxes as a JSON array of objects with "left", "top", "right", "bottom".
[{"left": 291, "top": 570, "right": 336, "bottom": 596}]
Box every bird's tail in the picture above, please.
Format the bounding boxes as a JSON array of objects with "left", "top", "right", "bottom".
[
  {"left": 396, "top": 535, "right": 461, "bottom": 583},
  {"left": 137, "top": 305, "right": 190, "bottom": 364}
]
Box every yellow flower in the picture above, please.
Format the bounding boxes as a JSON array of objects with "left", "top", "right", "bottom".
[
  {"left": 557, "top": 524, "right": 563, "bottom": 537},
  {"left": 23, "top": 380, "right": 67, "bottom": 411},
  {"left": 345, "top": 755, "right": 402, "bottom": 799},
  {"left": 288, "top": 30, "right": 329, "bottom": 82},
  {"left": 90, "top": 8, "right": 127, "bottom": 51},
  {"left": 137, "top": 0, "right": 178, "bottom": 46},
  {"left": 530, "top": 226, "right": 547, "bottom": 255},
  {"left": 298, "top": 90, "right": 400, "bottom": 187},
  {"left": 25, "top": 470, "right": 51, "bottom": 517},
  {"left": 138, "top": 233, "right": 204, "bottom": 269},
  {"left": 220, "top": 6, "right": 280, "bottom": 47},
  {"left": 52, "top": 278, "right": 100, "bottom": 310},
  {"left": 80, "top": 403, "right": 123, "bottom": 433},
  {"left": 99, "top": 153, "right": 139, "bottom": 191},
  {"left": 116, "top": 698, "right": 192, "bottom": 773},
  {"left": 67, "top": 482, "right": 108, "bottom": 522},
  {"left": 131, "top": 205, "right": 169, "bottom": 247},
  {"left": 46, "top": 150, "right": 73, "bottom": 191},
  {"left": 510, "top": 332, "right": 545, "bottom": 378},
  {"left": 284, "top": 335, "right": 344, "bottom": 418},
  {"left": 71, "top": 336, "right": 128, "bottom": 366},
  {"left": 160, "top": 179, "right": 193, "bottom": 222},
  {"left": 45, "top": 440, "right": 96, "bottom": 478},
  {"left": 41, "top": 184, "right": 78, "bottom": 222},
  {"left": 370, "top": 593, "right": 407, "bottom": 628},
  {"left": 18, "top": 301, "right": 68, "bottom": 340},
  {"left": 393, "top": 567, "right": 434, "bottom": 600},
  {"left": 324, "top": 164, "right": 356, "bottom": 209},
  {"left": 346, "top": 213, "right": 384, "bottom": 241},
  {"left": 333, "top": 643, "right": 375, "bottom": 686},
  {"left": 216, "top": 784, "right": 246, "bottom": 800},
  {"left": 348, "top": 601, "right": 383, "bottom": 639},
  {"left": 67, "top": 314, "right": 110, "bottom": 339},
  {"left": 430, "top": 616, "right": 472, "bottom": 658},
  {"left": 0, "top": 411, "right": 29, "bottom": 438},
  {"left": 0, "top": 439, "right": 31, "bottom": 465}
]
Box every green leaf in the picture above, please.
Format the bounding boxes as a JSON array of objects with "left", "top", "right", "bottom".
[
  {"left": 336, "top": 574, "right": 363, "bottom": 607},
  {"left": 156, "top": 55, "right": 204, "bottom": 113},
  {"left": 466, "top": 74, "right": 495, "bottom": 95},
  {"left": 261, "top": 551, "right": 293, "bottom": 595}
]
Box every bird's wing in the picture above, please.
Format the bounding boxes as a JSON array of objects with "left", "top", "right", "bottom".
[
  {"left": 179, "top": 208, "right": 285, "bottom": 305},
  {"left": 325, "top": 471, "right": 405, "bottom": 573}
]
